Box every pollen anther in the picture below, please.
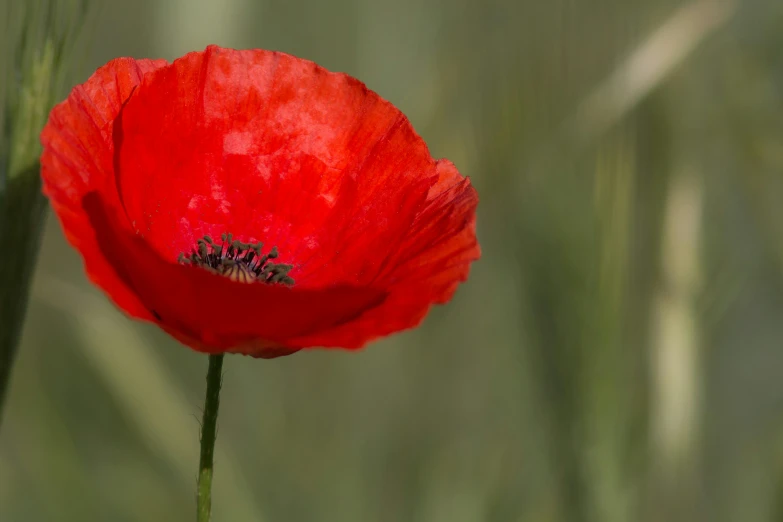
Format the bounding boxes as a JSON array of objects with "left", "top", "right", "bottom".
[{"left": 178, "top": 233, "right": 295, "bottom": 285}]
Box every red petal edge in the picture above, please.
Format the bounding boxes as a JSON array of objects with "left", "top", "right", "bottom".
[{"left": 40, "top": 57, "right": 168, "bottom": 321}]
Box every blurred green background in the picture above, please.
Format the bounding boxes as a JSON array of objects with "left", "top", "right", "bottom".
[{"left": 3, "top": 0, "right": 783, "bottom": 521}]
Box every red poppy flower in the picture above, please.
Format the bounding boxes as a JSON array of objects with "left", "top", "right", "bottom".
[{"left": 40, "top": 45, "right": 479, "bottom": 358}]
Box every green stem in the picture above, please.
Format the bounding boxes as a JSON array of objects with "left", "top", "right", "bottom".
[
  {"left": 197, "top": 354, "right": 224, "bottom": 522},
  {"left": 0, "top": 168, "right": 47, "bottom": 423}
]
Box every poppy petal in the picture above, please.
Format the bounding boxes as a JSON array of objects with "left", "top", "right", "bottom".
[
  {"left": 41, "top": 57, "right": 167, "bottom": 320},
  {"left": 115, "top": 46, "right": 437, "bottom": 287},
  {"left": 287, "top": 160, "right": 480, "bottom": 349},
  {"left": 82, "top": 191, "right": 387, "bottom": 354}
]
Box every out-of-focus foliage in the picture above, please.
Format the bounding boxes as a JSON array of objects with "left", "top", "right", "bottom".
[
  {"left": 0, "top": 0, "right": 91, "bottom": 418},
  {"left": 3, "top": 0, "right": 783, "bottom": 521}
]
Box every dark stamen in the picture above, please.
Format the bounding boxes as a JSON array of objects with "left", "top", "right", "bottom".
[{"left": 178, "top": 234, "right": 295, "bottom": 286}]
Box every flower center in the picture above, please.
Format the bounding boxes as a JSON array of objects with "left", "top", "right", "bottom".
[{"left": 178, "top": 233, "right": 295, "bottom": 285}]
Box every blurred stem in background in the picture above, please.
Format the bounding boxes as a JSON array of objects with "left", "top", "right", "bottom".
[
  {"left": 489, "top": 1, "right": 732, "bottom": 519},
  {"left": 0, "top": 0, "right": 91, "bottom": 423},
  {"left": 650, "top": 166, "right": 704, "bottom": 521}
]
